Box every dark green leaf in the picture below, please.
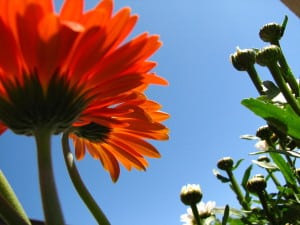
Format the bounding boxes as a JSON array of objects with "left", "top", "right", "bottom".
[
  {"left": 242, "top": 98, "right": 300, "bottom": 139},
  {"left": 222, "top": 205, "right": 230, "bottom": 225},
  {"left": 232, "top": 159, "right": 244, "bottom": 171},
  {"left": 269, "top": 152, "right": 296, "bottom": 186},
  {"left": 241, "top": 165, "right": 253, "bottom": 191},
  {"left": 213, "top": 169, "right": 230, "bottom": 183},
  {"left": 262, "top": 80, "right": 280, "bottom": 100},
  {"left": 281, "top": 15, "right": 288, "bottom": 36}
]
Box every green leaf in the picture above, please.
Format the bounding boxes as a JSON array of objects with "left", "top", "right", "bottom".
[
  {"left": 242, "top": 98, "right": 300, "bottom": 139},
  {"left": 281, "top": 15, "right": 288, "bottom": 36},
  {"left": 222, "top": 205, "right": 230, "bottom": 225},
  {"left": 269, "top": 152, "right": 296, "bottom": 186},
  {"left": 232, "top": 159, "right": 244, "bottom": 171},
  {"left": 0, "top": 170, "right": 31, "bottom": 225},
  {"left": 241, "top": 165, "right": 253, "bottom": 191},
  {"left": 262, "top": 80, "right": 280, "bottom": 100},
  {"left": 213, "top": 169, "right": 230, "bottom": 183}
]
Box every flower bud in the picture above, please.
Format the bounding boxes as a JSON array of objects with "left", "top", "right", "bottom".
[
  {"left": 259, "top": 23, "right": 283, "bottom": 43},
  {"left": 255, "top": 45, "right": 281, "bottom": 66},
  {"left": 256, "top": 125, "right": 274, "bottom": 140},
  {"left": 180, "top": 184, "right": 202, "bottom": 206},
  {"left": 217, "top": 157, "right": 234, "bottom": 171},
  {"left": 230, "top": 47, "right": 256, "bottom": 71},
  {"left": 286, "top": 139, "right": 297, "bottom": 150},
  {"left": 295, "top": 168, "right": 300, "bottom": 178},
  {"left": 246, "top": 174, "right": 267, "bottom": 193}
]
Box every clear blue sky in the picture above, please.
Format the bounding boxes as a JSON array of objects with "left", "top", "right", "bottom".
[{"left": 0, "top": 1, "right": 299, "bottom": 225}]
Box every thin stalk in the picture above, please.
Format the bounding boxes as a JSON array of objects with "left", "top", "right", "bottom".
[
  {"left": 61, "top": 132, "right": 111, "bottom": 225},
  {"left": 190, "top": 203, "right": 201, "bottom": 225},
  {"left": 267, "top": 63, "right": 300, "bottom": 116},
  {"left": 247, "top": 65, "right": 265, "bottom": 95},
  {"left": 267, "top": 170, "right": 281, "bottom": 188},
  {"left": 226, "top": 170, "right": 250, "bottom": 211},
  {"left": 272, "top": 40, "right": 299, "bottom": 97},
  {"left": 34, "top": 129, "right": 65, "bottom": 225},
  {"left": 257, "top": 191, "right": 278, "bottom": 225}
]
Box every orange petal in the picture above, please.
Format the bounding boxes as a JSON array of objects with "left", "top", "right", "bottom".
[
  {"left": 98, "top": 144, "right": 120, "bottom": 182},
  {"left": 113, "top": 133, "right": 161, "bottom": 158},
  {"left": 0, "top": 19, "right": 21, "bottom": 78},
  {"left": 72, "top": 135, "right": 86, "bottom": 160},
  {"left": 60, "top": 0, "right": 83, "bottom": 21}
]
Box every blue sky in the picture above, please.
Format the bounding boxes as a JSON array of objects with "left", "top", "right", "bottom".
[{"left": 0, "top": 1, "right": 300, "bottom": 225}]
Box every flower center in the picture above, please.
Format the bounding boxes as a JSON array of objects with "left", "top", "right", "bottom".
[
  {"left": 72, "top": 122, "right": 111, "bottom": 142},
  {"left": 0, "top": 71, "right": 88, "bottom": 135}
]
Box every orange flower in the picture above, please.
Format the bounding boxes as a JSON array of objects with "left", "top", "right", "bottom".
[{"left": 0, "top": 0, "right": 169, "bottom": 181}]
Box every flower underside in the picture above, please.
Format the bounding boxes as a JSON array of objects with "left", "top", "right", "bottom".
[
  {"left": 0, "top": 71, "right": 87, "bottom": 135},
  {"left": 72, "top": 122, "right": 111, "bottom": 142}
]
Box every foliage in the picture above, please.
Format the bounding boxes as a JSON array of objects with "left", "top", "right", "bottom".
[{"left": 180, "top": 16, "right": 300, "bottom": 225}]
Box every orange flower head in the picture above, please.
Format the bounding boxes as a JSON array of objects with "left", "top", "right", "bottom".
[{"left": 0, "top": 0, "right": 169, "bottom": 181}]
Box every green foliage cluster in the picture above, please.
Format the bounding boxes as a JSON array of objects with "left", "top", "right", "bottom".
[{"left": 180, "top": 16, "right": 300, "bottom": 225}]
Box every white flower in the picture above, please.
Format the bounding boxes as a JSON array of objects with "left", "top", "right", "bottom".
[
  {"left": 181, "top": 184, "right": 201, "bottom": 195},
  {"left": 180, "top": 201, "right": 216, "bottom": 225},
  {"left": 255, "top": 140, "right": 269, "bottom": 151},
  {"left": 197, "top": 201, "right": 216, "bottom": 217},
  {"left": 272, "top": 92, "right": 286, "bottom": 103}
]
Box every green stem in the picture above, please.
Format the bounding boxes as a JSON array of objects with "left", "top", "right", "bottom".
[
  {"left": 34, "top": 129, "right": 65, "bottom": 225},
  {"left": 257, "top": 191, "right": 278, "bottom": 225},
  {"left": 190, "top": 203, "right": 201, "bottom": 225},
  {"left": 61, "top": 132, "right": 111, "bottom": 225},
  {"left": 247, "top": 65, "right": 265, "bottom": 95},
  {"left": 267, "top": 170, "right": 281, "bottom": 188},
  {"left": 267, "top": 63, "right": 300, "bottom": 116},
  {"left": 226, "top": 170, "right": 250, "bottom": 211},
  {"left": 271, "top": 41, "right": 299, "bottom": 97},
  {"left": 0, "top": 171, "right": 31, "bottom": 225}
]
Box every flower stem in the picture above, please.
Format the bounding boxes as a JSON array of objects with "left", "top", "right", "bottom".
[
  {"left": 247, "top": 65, "right": 265, "bottom": 95},
  {"left": 271, "top": 41, "right": 299, "bottom": 97},
  {"left": 226, "top": 170, "right": 250, "bottom": 211},
  {"left": 190, "top": 203, "right": 201, "bottom": 225},
  {"left": 257, "top": 191, "right": 278, "bottom": 225},
  {"left": 267, "top": 63, "right": 300, "bottom": 116},
  {"left": 267, "top": 170, "right": 281, "bottom": 188},
  {"left": 34, "top": 129, "right": 65, "bottom": 225},
  {"left": 61, "top": 132, "right": 111, "bottom": 225},
  {"left": 0, "top": 170, "right": 31, "bottom": 225}
]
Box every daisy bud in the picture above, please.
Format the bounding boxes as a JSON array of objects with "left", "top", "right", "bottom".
[
  {"left": 180, "top": 184, "right": 202, "bottom": 206},
  {"left": 246, "top": 174, "right": 267, "bottom": 193},
  {"left": 286, "top": 139, "right": 297, "bottom": 150},
  {"left": 255, "top": 45, "right": 281, "bottom": 66},
  {"left": 230, "top": 48, "right": 256, "bottom": 71},
  {"left": 217, "top": 157, "right": 234, "bottom": 171},
  {"left": 256, "top": 125, "right": 274, "bottom": 141},
  {"left": 295, "top": 168, "right": 300, "bottom": 178},
  {"left": 259, "top": 23, "right": 283, "bottom": 43}
]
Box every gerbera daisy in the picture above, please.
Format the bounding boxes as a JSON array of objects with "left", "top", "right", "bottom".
[
  {"left": 0, "top": 0, "right": 168, "bottom": 223},
  {"left": 0, "top": 0, "right": 168, "bottom": 177}
]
